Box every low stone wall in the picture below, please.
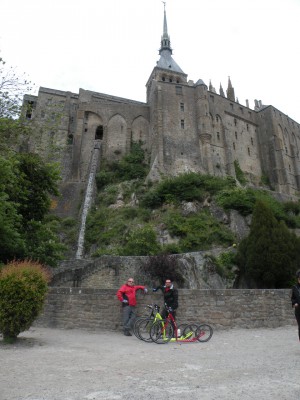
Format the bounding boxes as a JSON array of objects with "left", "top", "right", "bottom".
[{"left": 36, "top": 287, "right": 296, "bottom": 331}]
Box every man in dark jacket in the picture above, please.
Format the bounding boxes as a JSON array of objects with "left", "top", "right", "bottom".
[
  {"left": 153, "top": 279, "right": 178, "bottom": 319},
  {"left": 291, "top": 269, "right": 300, "bottom": 342}
]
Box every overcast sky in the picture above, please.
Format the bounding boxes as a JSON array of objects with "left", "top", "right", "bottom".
[{"left": 1, "top": 0, "right": 300, "bottom": 122}]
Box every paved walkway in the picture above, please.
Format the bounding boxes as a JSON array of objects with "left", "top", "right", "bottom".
[{"left": 1, "top": 325, "right": 299, "bottom": 400}]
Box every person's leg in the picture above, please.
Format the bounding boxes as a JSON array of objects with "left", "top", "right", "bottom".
[
  {"left": 123, "top": 306, "right": 132, "bottom": 335},
  {"left": 295, "top": 309, "right": 300, "bottom": 340},
  {"left": 125, "top": 306, "right": 136, "bottom": 331}
]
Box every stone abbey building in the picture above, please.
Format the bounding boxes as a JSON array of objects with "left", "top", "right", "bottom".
[{"left": 24, "top": 7, "right": 300, "bottom": 216}]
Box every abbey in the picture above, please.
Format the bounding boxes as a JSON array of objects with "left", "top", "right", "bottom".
[{"left": 23, "top": 7, "right": 300, "bottom": 215}]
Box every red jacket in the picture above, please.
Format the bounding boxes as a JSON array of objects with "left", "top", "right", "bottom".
[{"left": 116, "top": 284, "right": 145, "bottom": 306}]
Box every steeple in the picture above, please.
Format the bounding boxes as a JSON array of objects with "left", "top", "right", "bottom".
[
  {"left": 155, "top": 3, "right": 185, "bottom": 75},
  {"left": 159, "top": 2, "right": 172, "bottom": 54},
  {"left": 219, "top": 83, "right": 225, "bottom": 97},
  {"left": 226, "top": 76, "right": 235, "bottom": 102}
]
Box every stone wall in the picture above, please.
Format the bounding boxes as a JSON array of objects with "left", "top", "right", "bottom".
[{"left": 36, "top": 287, "right": 295, "bottom": 332}]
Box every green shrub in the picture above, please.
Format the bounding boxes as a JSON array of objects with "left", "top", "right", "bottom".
[
  {"left": 164, "top": 209, "right": 234, "bottom": 251},
  {"left": 121, "top": 225, "right": 161, "bottom": 256},
  {"left": 95, "top": 170, "right": 116, "bottom": 190},
  {"left": 161, "top": 243, "right": 182, "bottom": 254},
  {"left": 214, "top": 251, "right": 237, "bottom": 279},
  {"left": 142, "top": 173, "right": 236, "bottom": 208},
  {"left": 140, "top": 254, "right": 185, "bottom": 286},
  {"left": 260, "top": 174, "right": 274, "bottom": 189},
  {"left": 283, "top": 201, "right": 300, "bottom": 216},
  {"left": 234, "top": 160, "right": 247, "bottom": 185},
  {"left": 216, "top": 188, "right": 257, "bottom": 216},
  {"left": 95, "top": 142, "right": 149, "bottom": 189},
  {"left": 0, "top": 260, "right": 51, "bottom": 342}
]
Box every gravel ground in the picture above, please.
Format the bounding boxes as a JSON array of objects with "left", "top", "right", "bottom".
[{"left": 1, "top": 325, "right": 300, "bottom": 400}]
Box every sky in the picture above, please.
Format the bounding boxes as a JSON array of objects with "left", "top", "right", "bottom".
[{"left": 1, "top": 0, "right": 300, "bottom": 122}]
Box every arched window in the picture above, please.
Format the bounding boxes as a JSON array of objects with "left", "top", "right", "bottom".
[
  {"left": 67, "top": 134, "right": 73, "bottom": 145},
  {"left": 95, "top": 125, "right": 103, "bottom": 140}
]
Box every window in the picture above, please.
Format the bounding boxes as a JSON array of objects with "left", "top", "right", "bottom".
[
  {"left": 235, "top": 132, "right": 237, "bottom": 139},
  {"left": 248, "top": 147, "right": 250, "bottom": 156},
  {"left": 234, "top": 118, "right": 237, "bottom": 126},
  {"left": 25, "top": 100, "right": 34, "bottom": 119},
  {"left": 217, "top": 132, "right": 220, "bottom": 140},
  {"left": 210, "top": 95, "right": 214, "bottom": 102},
  {"left": 180, "top": 103, "right": 184, "bottom": 112},
  {"left": 181, "top": 120, "right": 185, "bottom": 129},
  {"left": 176, "top": 86, "right": 182, "bottom": 95},
  {"left": 233, "top": 142, "right": 236, "bottom": 150},
  {"left": 95, "top": 125, "right": 104, "bottom": 140},
  {"left": 67, "top": 134, "right": 73, "bottom": 145},
  {"left": 246, "top": 124, "right": 249, "bottom": 131},
  {"left": 251, "top": 138, "right": 254, "bottom": 145}
]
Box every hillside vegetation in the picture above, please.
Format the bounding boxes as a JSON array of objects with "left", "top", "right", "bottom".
[{"left": 78, "top": 144, "right": 300, "bottom": 288}]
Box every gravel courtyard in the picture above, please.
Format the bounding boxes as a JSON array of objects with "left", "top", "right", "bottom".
[{"left": 1, "top": 325, "right": 300, "bottom": 400}]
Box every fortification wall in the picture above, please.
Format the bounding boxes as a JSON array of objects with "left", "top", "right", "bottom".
[{"left": 36, "top": 288, "right": 295, "bottom": 332}]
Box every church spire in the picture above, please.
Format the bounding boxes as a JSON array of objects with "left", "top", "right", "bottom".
[
  {"left": 159, "top": 2, "right": 172, "bottom": 54},
  {"left": 226, "top": 76, "right": 235, "bottom": 102},
  {"left": 151, "top": 3, "right": 186, "bottom": 76},
  {"left": 219, "top": 83, "right": 225, "bottom": 97}
]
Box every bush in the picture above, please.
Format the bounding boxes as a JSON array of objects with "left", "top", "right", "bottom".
[
  {"left": 0, "top": 260, "right": 51, "bottom": 342},
  {"left": 216, "top": 188, "right": 256, "bottom": 215},
  {"left": 142, "top": 173, "right": 236, "bottom": 208},
  {"left": 164, "top": 209, "right": 234, "bottom": 251},
  {"left": 234, "top": 160, "right": 247, "bottom": 185},
  {"left": 140, "top": 254, "right": 185, "bottom": 286},
  {"left": 95, "top": 142, "right": 149, "bottom": 189},
  {"left": 121, "top": 225, "right": 161, "bottom": 256}
]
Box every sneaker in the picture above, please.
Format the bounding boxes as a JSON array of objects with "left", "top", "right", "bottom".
[{"left": 124, "top": 330, "right": 132, "bottom": 336}]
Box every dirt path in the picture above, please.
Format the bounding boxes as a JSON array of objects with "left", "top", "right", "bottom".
[{"left": 1, "top": 325, "right": 299, "bottom": 400}]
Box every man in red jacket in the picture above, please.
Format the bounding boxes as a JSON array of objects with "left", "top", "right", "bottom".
[{"left": 117, "top": 278, "right": 148, "bottom": 336}]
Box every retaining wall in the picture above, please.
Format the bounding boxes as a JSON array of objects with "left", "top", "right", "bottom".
[{"left": 36, "top": 287, "right": 296, "bottom": 331}]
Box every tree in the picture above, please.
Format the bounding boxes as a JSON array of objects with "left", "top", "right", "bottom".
[
  {"left": 0, "top": 153, "right": 64, "bottom": 265},
  {"left": 237, "top": 200, "right": 299, "bottom": 288},
  {"left": 0, "top": 57, "right": 33, "bottom": 118},
  {"left": 0, "top": 260, "right": 50, "bottom": 342},
  {"left": 0, "top": 57, "right": 34, "bottom": 154},
  {"left": 0, "top": 156, "right": 25, "bottom": 260},
  {"left": 140, "top": 253, "right": 185, "bottom": 287},
  {"left": 12, "top": 153, "right": 60, "bottom": 224}
]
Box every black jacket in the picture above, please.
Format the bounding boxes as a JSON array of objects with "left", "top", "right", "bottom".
[
  {"left": 153, "top": 284, "right": 178, "bottom": 310},
  {"left": 291, "top": 284, "right": 300, "bottom": 307}
]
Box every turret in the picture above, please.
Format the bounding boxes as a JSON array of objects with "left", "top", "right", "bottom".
[
  {"left": 226, "top": 76, "right": 235, "bottom": 101},
  {"left": 219, "top": 83, "right": 225, "bottom": 97}
]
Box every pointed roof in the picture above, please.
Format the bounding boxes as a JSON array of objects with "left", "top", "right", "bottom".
[
  {"left": 156, "top": 3, "right": 185, "bottom": 75},
  {"left": 226, "top": 76, "right": 235, "bottom": 102},
  {"left": 219, "top": 83, "right": 225, "bottom": 97}
]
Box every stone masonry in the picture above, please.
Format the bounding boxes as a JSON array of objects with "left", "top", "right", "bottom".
[{"left": 36, "top": 287, "right": 295, "bottom": 332}]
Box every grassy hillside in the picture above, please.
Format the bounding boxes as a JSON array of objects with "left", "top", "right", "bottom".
[{"left": 80, "top": 144, "right": 300, "bottom": 258}]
